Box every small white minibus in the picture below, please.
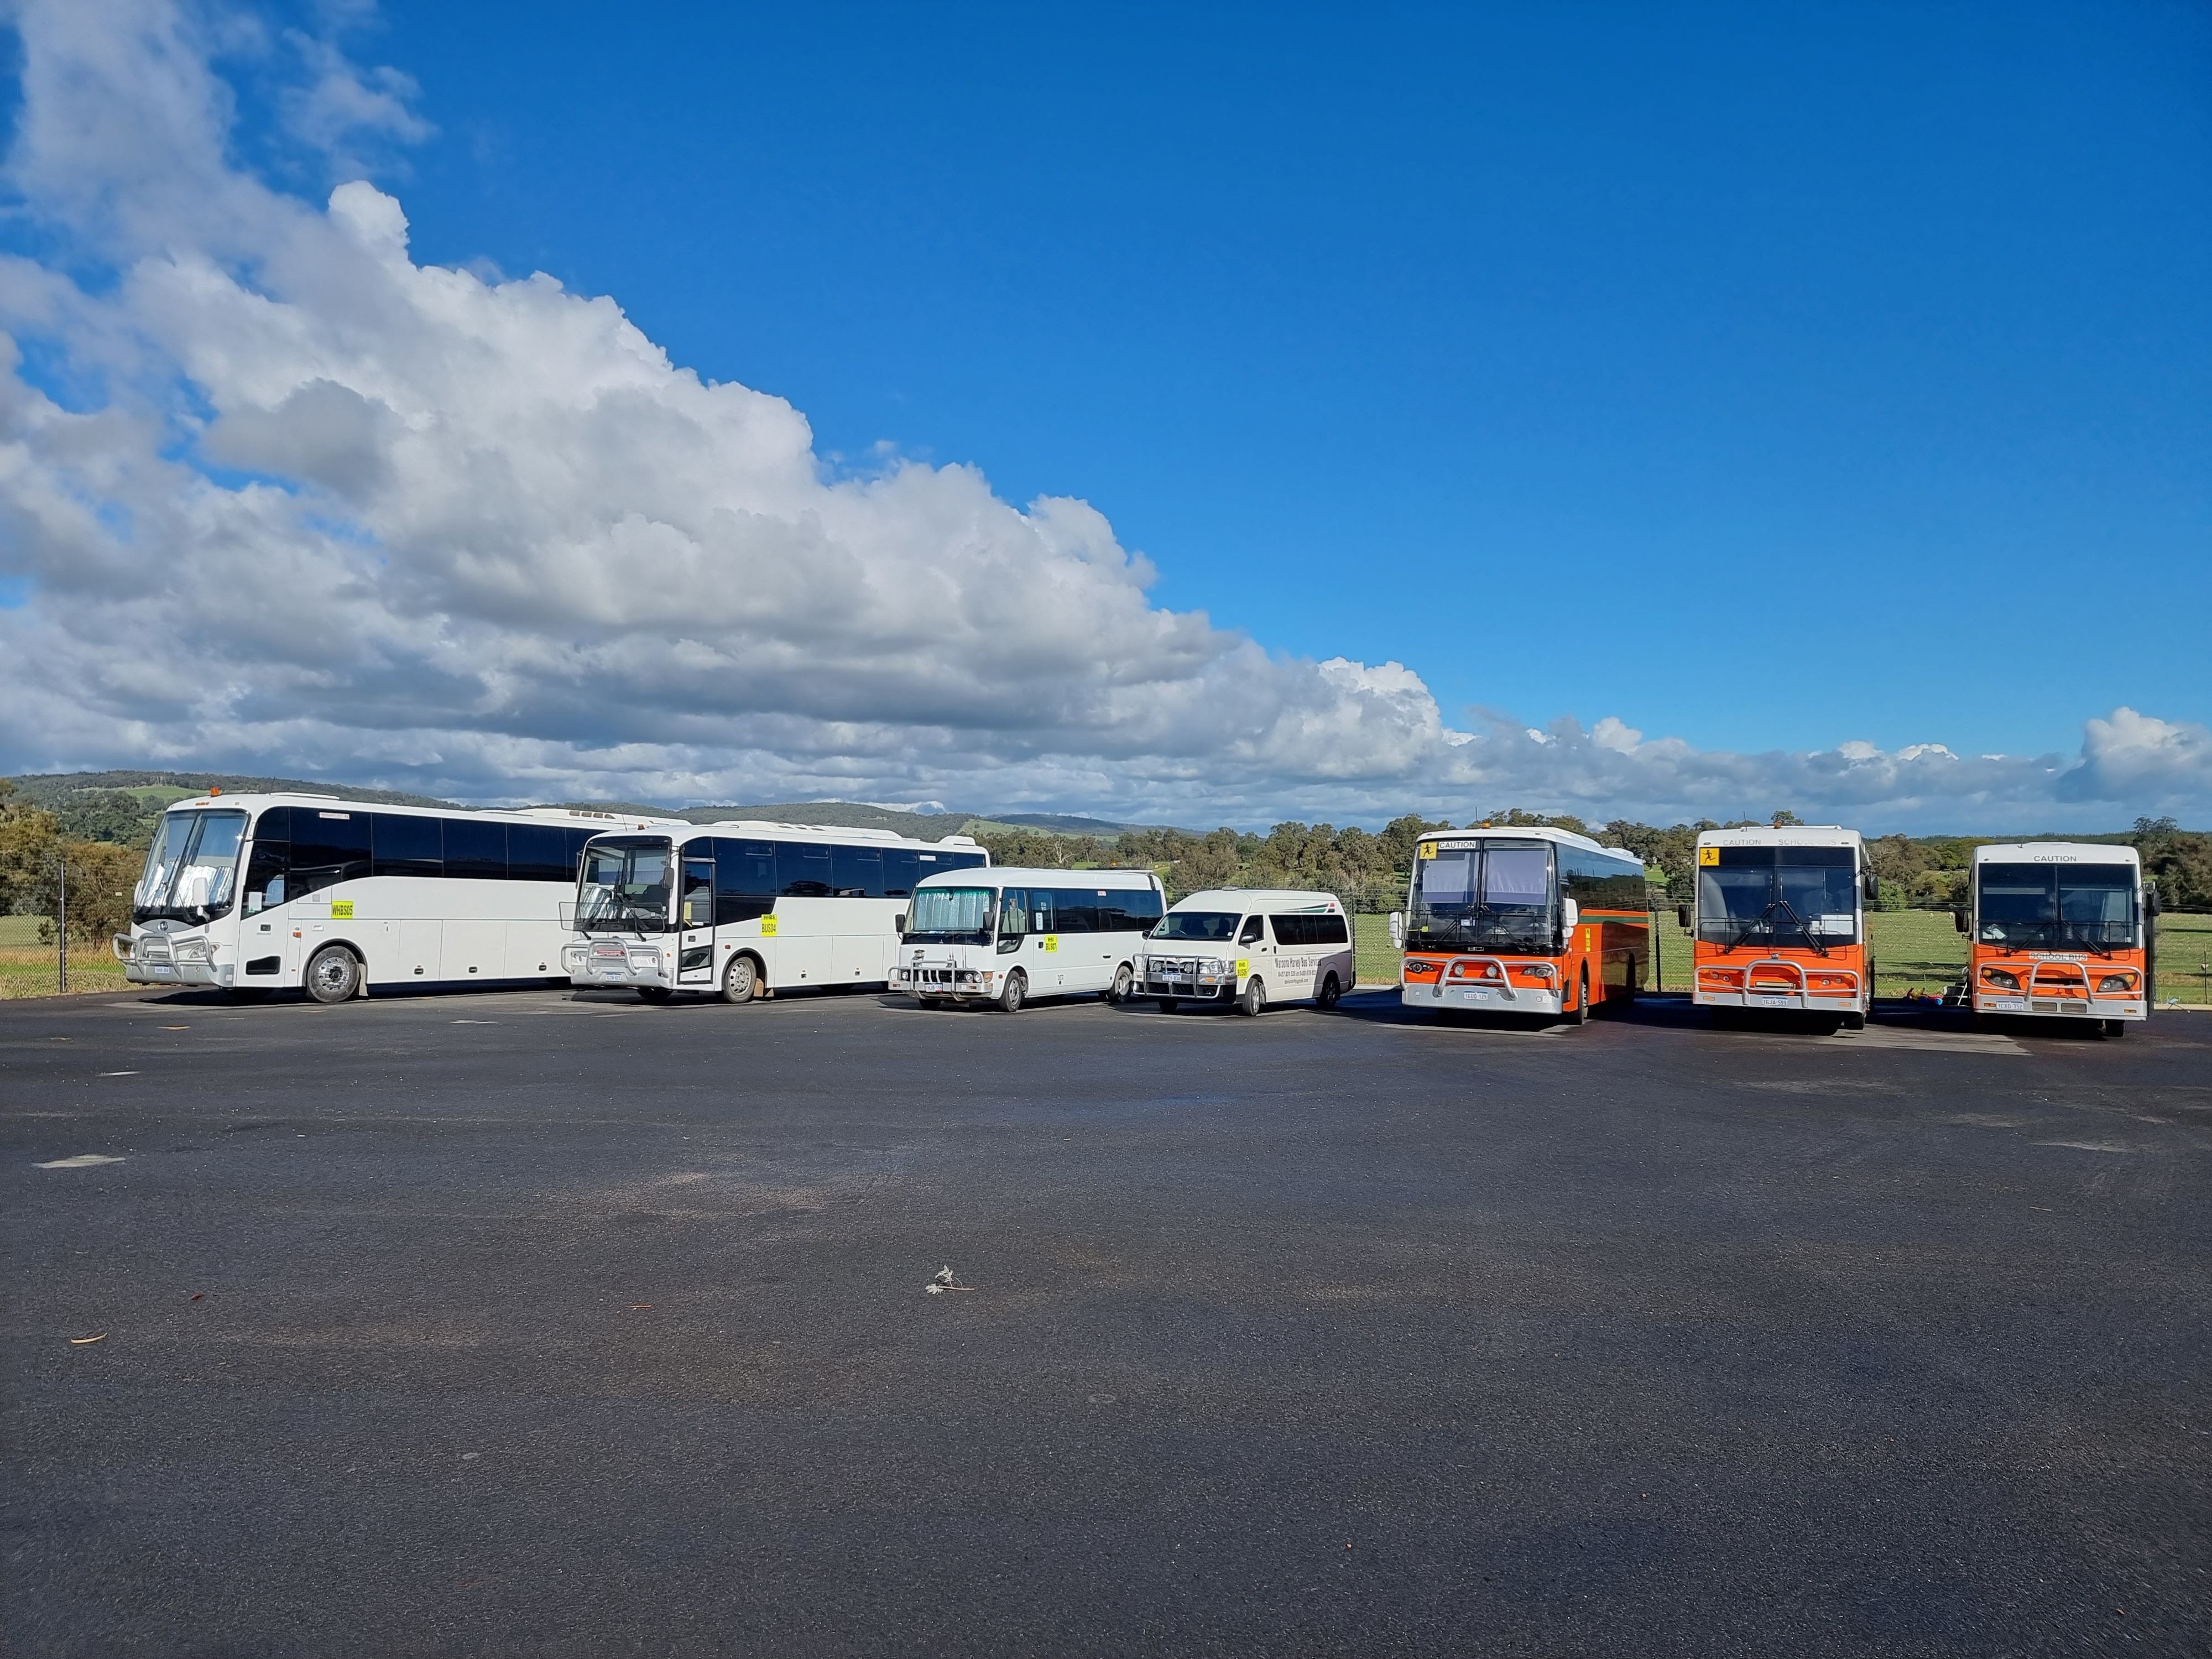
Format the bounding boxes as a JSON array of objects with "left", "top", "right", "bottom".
[
  {"left": 893, "top": 865, "right": 1166, "bottom": 1012},
  {"left": 1140, "top": 889, "right": 1355, "bottom": 1015}
]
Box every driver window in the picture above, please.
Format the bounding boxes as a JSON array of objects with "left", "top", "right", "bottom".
[
  {"left": 1238, "top": 915, "right": 1265, "bottom": 946},
  {"left": 998, "top": 890, "right": 1027, "bottom": 938}
]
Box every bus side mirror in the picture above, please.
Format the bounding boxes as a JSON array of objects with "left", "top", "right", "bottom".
[
  {"left": 1387, "top": 911, "right": 1404, "bottom": 949},
  {"left": 894, "top": 912, "right": 906, "bottom": 933},
  {"left": 2145, "top": 883, "right": 2162, "bottom": 916},
  {"left": 1953, "top": 909, "right": 1968, "bottom": 934},
  {"left": 1676, "top": 904, "right": 1692, "bottom": 931},
  {"left": 1864, "top": 873, "right": 1880, "bottom": 904}
]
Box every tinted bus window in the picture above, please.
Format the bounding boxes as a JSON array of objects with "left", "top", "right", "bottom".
[
  {"left": 883, "top": 849, "right": 922, "bottom": 897},
  {"left": 1046, "top": 890, "right": 1095, "bottom": 933},
  {"left": 1098, "top": 888, "right": 1164, "bottom": 932},
  {"left": 711, "top": 839, "right": 777, "bottom": 925},
  {"left": 680, "top": 855, "right": 715, "bottom": 930},
  {"left": 371, "top": 813, "right": 442, "bottom": 879},
  {"left": 945, "top": 850, "right": 987, "bottom": 871},
  {"left": 291, "top": 810, "right": 371, "bottom": 897},
  {"left": 778, "top": 843, "right": 834, "bottom": 897},
  {"left": 833, "top": 846, "right": 884, "bottom": 898},
  {"left": 508, "top": 823, "right": 576, "bottom": 883},
  {"left": 445, "top": 818, "right": 508, "bottom": 880}
]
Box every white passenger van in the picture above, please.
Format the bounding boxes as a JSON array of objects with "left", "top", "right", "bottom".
[
  {"left": 119, "top": 792, "right": 678, "bottom": 1003},
  {"left": 565, "top": 821, "right": 988, "bottom": 1001},
  {"left": 892, "top": 865, "right": 1166, "bottom": 1012},
  {"left": 1140, "top": 889, "right": 1355, "bottom": 1015}
]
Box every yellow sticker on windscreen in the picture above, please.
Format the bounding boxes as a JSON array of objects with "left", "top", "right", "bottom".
[
  {"left": 330, "top": 900, "right": 354, "bottom": 919},
  {"left": 1698, "top": 847, "right": 1719, "bottom": 866}
]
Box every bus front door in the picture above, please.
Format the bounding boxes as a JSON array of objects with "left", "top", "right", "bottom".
[{"left": 678, "top": 857, "right": 716, "bottom": 987}]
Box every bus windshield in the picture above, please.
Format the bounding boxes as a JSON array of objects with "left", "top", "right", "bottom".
[
  {"left": 905, "top": 886, "right": 994, "bottom": 944},
  {"left": 575, "top": 838, "right": 673, "bottom": 933},
  {"left": 1697, "top": 847, "right": 1858, "bottom": 948},
  {"left": 1407, "top": 841, "right": 1553, "bottom": 952},
  {"left": 135, "top": 810, "right": 247, "bottom": 922},
  {"left": 1976, "top": 863, "right": 2137, "bottom": 951},
  {"left": 1150, "top": 911, "right": 1240, "bottom": 942}
]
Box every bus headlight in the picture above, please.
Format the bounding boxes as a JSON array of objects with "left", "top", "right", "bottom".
[
  {"left": 1981, "top": 968, "right": 2020, "bottom": 990},
  {"left": 2098, "top": 973, "right": 2136, "bottom": 993}
]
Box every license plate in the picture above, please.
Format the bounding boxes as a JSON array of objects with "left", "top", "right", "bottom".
[
  {"left": 1458, "top": 989, "right": 1491, "bottom": 1001},
  {"left": 1992, "top": 997, "right": 2025, "bottom": 1010},
  {"left": 1752, "top": 995, "right": 1790, "bottom": 1006},
  {"left": 148, "top": 965, "right": 176, "bottom": 978}
]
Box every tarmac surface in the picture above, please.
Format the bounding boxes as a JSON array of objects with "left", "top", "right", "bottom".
[{"left": 5, "top": 982, "right": 2209, "bottom": 1657}]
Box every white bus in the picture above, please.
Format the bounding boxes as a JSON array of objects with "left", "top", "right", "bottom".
[
  {"left": 566, "top": 821, "right": 989, "bottom": 1001},
  {"left": 1141, "top": 888, "right": 1354, "bottom": 1014},
  {"left": 891, "top": 865, "right": 1165, "bottom": 1012},
  {"left": 119, "top": 792, "right": 680, "bottom": 1002}
]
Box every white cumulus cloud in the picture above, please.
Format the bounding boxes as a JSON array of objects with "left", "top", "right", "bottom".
[{"left": 0, "top": 0, "right": 2203, "bottom": 832}]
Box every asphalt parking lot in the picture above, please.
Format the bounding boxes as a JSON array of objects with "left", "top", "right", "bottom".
[{"left": 5, "top": 983, "right": 2209, "bottom": 1657}]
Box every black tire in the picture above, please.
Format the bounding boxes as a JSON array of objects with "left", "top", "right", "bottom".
[
  {"left": 1238, "top": 977, "right": 1266, "bottom": 1017},
  {"left": 1317, "top": 972, "right": 1342, "bottom": 1010},
  {"left": 1842, "top": 1011, "right": 1866, "bottom": 1030},
  {"left": 718, "top": 954, "right": 759, "bottom": 1005},
  {"left": 637, "top": 986, "right": 674, "bottom": 1004},
  {"left": 2101, "top": 1018, "right": 2127, "bottom": 1040},
  {"left": 1108, "top": 963, "right": 1134, "bottom": 1004},
  {"left": 1567, "top": 969, "right": 1589, "bottom": 1026},
  {"left": 304, "top": 945, "right": 360, "bottom": 1005},
  {"left": 998, "top": 971, "right": 1027, "bottom": 1014},
  {"left": 1156, "top": 997, "right": 1178, "bottom": 1013}
]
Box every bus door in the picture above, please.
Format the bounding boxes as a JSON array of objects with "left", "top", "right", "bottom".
[{"left": 677, "top": 853, "right": 716, "bottom": 987}]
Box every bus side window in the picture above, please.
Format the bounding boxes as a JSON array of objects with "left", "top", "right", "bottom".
[
  {"left": 371, "top": 813, "right": 442, "bottom": 880},
  {"left": 1239, "top": 915, "right": 1265, "bottom": 947},
  {"left": 711, "top": 839, "right": 776, "bottom": 925},
  {"left": 883, "top": 849, "right": 922, "bottom": 898},
  {"left": 833, "top": 846, "right": 884, "bottom": 898},
  {"left": 777, "top": 843, "right": 834, "bottom": 898},
  {"left": 444, "top": 818, "right": 509, "bottom": 880},
  {"left": 289, "top": 810, "right": 370, "bottom": 899},
  {"left": 998, "top": 889, "right": 1027, "bottom": 942}
]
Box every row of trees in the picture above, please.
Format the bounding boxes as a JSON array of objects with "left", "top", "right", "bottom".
[
  {"left": 978, "top": 809, "right": 2212, "bottom": 911},
  {"left": 0, "top": 781, "right": 142, "bottom": 943}
]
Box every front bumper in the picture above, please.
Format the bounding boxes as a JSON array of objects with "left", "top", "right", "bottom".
[
  {"left": 121, "top": 935, "right": 231, "bottom": 987},
  {"left": 567, "top": 943, "right": 671, "bottom": 989},
  {"left": 1973, "top": 993, "right": 2145, "bottom": 1021},
  {"left": 891, "top": 964, "right": 999, "bottom": 999},
  {"left": 1402, "top": 980, "right": 1563, "bottom": 1016}
]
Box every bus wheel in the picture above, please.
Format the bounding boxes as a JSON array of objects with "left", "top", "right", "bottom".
[
  {"left": 1317, "top": 972, "right": 1342, "bottom": 1009},
  {"left": 637, "top": 986, "right": 674, "bottom": 1004},
  {"left": 997, "top": 971, "right": 1027, "bottom": 1014},
  {"left": 304, "top": 946, "right": 359, "bottom": 1005},
  {"left": 1108, "top": 963, "right": 1134, "bottom": 1004},
  {"left": 1567, "top": 969, "right": 1589, "bottom": 1026},
  {"left": 1842, "top": 1011, "right": 1866, "bottom": 1030},
  {"left": 2101, "top": 1018, "right": 2128, "bottom": 1040},
  {"left": 1156, "top": 997, "right": 1178, "bottom": 1014},
  {"left": 719, "top": 954, "right": 758, "bottom": 1004},
  {"left": 1238, "top": 977, "right": 1266, "bottom": 1017}
]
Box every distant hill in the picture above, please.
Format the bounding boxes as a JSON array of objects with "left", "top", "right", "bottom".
[{"left": 9, "top": 769, "right": 456, "bottom": 808}]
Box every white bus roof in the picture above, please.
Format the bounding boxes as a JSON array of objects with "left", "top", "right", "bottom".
[
  {"left": 914, "top": 864, "right": 1155, "bottom": 889},
  {"left": 1171, "top": 888, "right": 1344, "bottom": 911},
  {"left": 1418, "top": 825, "right": 1641, "bottom": 863},
  {"left": 666, "top": 819, "right": 983, "bottom": 852},
  {"left": 1971, "top": 841, "right": 2140, "bottom": 867},
  {"left": 1695, "top": 825, "right": 1864, "bottom": 850},
  {"left": 163, "top": 792, "right": 682, "bottom": 831}
]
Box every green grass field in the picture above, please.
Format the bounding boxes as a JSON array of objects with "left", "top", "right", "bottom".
[
  {"left": 1355, "top": 907, "right": 2212, "bottom": 1004},
  {"left": 0, "top": 913, "right": 131, "bottom": 1000}
]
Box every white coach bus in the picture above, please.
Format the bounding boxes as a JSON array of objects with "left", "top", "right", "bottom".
[
  {"left": 891, "top": 865, "right": 1166, "bottom": 1011},
  {"left": 119, "top": 792, "right": 679, "bottom": 1002},
  {"left": 566, "top": 821, "right": 989, "bottom": 1001}
]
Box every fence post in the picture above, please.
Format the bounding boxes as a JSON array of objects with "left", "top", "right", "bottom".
[{"left": 56, "top": 847, "right": 68, "bottom": 995}]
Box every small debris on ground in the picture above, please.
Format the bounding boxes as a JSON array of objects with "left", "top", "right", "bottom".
[
  {"left": 70, "top": 1333, "right": 106, "bottom": 1345},
  {"left": 925, "top": 1265, "right": 977, "bottom": 1294}
]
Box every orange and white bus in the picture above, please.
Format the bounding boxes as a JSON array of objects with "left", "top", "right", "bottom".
[
  {"left": 1391, "top": 826, "right": 1649, "bottom": 1024},
  {"left": 1687, "top": 826, "right": 1874, "bottom": 1028},
  {"left": 1962, "top": 843, "right": 2150, "bottom": 1037}
]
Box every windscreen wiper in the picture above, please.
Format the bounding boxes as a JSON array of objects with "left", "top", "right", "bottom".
[{"left": 1764, "top": 896, "right": 1828, "bottom": 957}]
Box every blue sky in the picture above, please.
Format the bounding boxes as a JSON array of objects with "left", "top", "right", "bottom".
[
  {"left": 0, "top": 0, "right": 2205, "bottom": 826},
  {"left": 354, "top": 1, "right": 2211, "bottom": 758}
]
